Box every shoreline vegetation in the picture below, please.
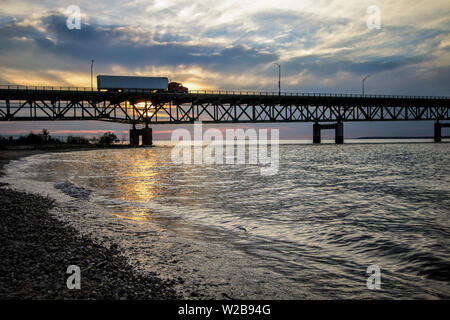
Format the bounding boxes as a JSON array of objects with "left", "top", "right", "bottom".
[
  {"left": 0, "top": 147, "right": 180, "bottom": 299},
  {"left": 356, "top": 136, "right": 450, "bottom": 139},
  {"left": 0, "top": 129, "right": 124, "bottom": 147}
]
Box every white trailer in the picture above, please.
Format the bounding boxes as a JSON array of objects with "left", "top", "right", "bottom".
[{"left": 97, "top": 75, "right": 169, "bottom": 92}]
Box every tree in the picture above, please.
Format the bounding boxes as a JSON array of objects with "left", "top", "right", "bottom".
[
  {"left": 18, "top": 132, "right": 45, "bottom": 144},
  {"left": 40, "top": 128, "right": 50, "bottom": 142},
  {"left": 67, "top": 136, "right": 89, "bottom": 144},
  {"left": 98, "top": 132, "right": 119, "bottom": 146}
]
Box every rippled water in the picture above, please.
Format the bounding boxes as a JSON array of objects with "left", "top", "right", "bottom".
[{"left": 3, "top": 142, "right": 450, "bottom": 299}]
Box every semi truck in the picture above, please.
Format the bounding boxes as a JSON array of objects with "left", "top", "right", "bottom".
[{"left": 97, "top": 75, "right": 188, "bottom": 93}]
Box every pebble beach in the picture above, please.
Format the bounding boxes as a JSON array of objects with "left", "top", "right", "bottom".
[{"left": 0, "top": 149, "right": 179, "bottom": 300}]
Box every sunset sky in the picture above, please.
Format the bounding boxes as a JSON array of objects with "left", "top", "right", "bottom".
[{"left": 0, "top": 0, "right": 449, "bottom": 139}]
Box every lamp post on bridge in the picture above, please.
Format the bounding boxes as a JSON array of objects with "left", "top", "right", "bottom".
[
  {"left": 273, "top": 62, "right": 281, "bottom": 96},
  {"left": 90, "top": 59, "right": 94, "bottom": 91},
  {"left": 362, "top": 74, "right": 371, "bottom": 97}
]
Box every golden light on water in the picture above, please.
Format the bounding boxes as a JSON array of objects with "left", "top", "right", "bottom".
[
  {"left": 85, "top": 150, "right": 160, "bottom": 223},
  {"left": 103, "top": 149, "right": 187, "bottom": 233}
]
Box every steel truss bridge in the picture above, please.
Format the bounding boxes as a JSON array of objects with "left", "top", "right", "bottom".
[{"left": 1, "top": 85, "right": 449, "bottom": 144}]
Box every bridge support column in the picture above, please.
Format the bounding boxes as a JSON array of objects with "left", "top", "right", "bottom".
[
  {"left": 312, "top": 122, "right": 344, "bottom": 144},
  {"left": 434, "top": 121, "right": 442, "bottom": 142},
  {"left": 313, "top": 123, "right": 321, "bottom": 144},
  {"left": 129, "top": 127, "right": 140, "bottom": 147},
  {"left": 434, "top": 121, "right": 450, "bottom": 142},
  {"left": 335, "top": 121, "right": 344, "bottom": 144},
  {"left": 142, "top": 125, "right": 153, "bottom": 146},
  {"left": 129, "top": 125, "right": 153, "bottom": 147}
]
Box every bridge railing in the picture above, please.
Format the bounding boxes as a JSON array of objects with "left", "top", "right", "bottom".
[
  {"left": 187, "top": 90, "right": 449, "bottom": 100},
  {"left": 0, "top": 85, "right": 448, "bottom": 100},
  {"left": 0, "top": 85, "right": 96, "bottom": 92}
]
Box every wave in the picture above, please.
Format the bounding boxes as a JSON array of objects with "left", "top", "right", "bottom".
[{"left": 54, "top": 180, "right": 92, "bottom": 199}]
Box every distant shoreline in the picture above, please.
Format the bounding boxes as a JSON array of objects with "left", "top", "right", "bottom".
[{"left": 356, "top": 136, "right": 450, "bottom": 139}]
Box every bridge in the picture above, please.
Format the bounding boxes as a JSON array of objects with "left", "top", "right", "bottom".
[{"left": 0, "top": 85, "right": 449, "bottom": 145}]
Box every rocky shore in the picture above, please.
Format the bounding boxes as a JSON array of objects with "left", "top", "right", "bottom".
[{"left": 0, "top": 149, "right": 180, "bottom": 299}]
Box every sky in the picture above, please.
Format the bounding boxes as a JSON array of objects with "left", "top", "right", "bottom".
[{"left": 0, "top": 0, "right": 449, "bottom": 139}]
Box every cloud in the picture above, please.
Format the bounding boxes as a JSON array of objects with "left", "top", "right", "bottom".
[
  {"left": 0, "top": 13, "right": 276, "bottom": 74},
  {"left": 281, "top": 54, "right": 426, "bottom": 78},
  {"left": 0, "top": 2, "right": 448, "bottom": 95}
]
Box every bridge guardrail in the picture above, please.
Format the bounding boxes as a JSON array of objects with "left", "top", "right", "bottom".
[
  {"left": 187, "top": 90, "right": 449, "bottom": 99},
  {"left": 0, "top": 85, "right": 97, "bottom": 92},
  {"left": 0, "top": 85, "right": 448, "bottom": 100}
]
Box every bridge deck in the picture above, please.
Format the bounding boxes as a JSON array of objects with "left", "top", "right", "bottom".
[{"left": 0, "top": 86, "right": 449, "bottom": 124}]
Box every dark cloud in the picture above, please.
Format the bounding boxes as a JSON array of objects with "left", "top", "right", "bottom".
[
  {"left": 0, "top": 21, "right": 41, "bottom": 48},
  {"left": 282, "top": 54, "right": 426, "bottom": 77},
  {"left": 0, "top": 13, "right": 277, "bottom": 73}
]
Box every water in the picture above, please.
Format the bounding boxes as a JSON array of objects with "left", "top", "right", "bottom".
[{"left": 2, "top": 142, "right": 450, "bottom": 299}]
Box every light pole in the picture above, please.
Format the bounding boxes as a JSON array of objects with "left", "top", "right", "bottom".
[
  {"left": 362, "top": 74, "right": 370, "bottom": 96},
  {"left": 273, "top": 62, "right": 281, "bottom": 96},
  {"left": 90, "top": 59, "right": 94, "bottom": 91}
]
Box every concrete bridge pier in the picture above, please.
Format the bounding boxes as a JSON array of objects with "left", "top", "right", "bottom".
[
  {"left": 434, "top": 121, "right": 450, "bottom": 142},
  {"left": 129, "top": 125, "right": 139, "bottom": 146},
  {"left": 313, "top": 121, "right": 344, "bottom": 144},
  {"left": 313, "top": 123, "right": 321, "bottom": 144},
  {"left": 129, "top": 124, "right": 153, "bottom": 147},
  {"left": 335, "top": 121, "right": 344, "bottom": 144},
  {"left": 142, "top": 125, "right": 153, "bottom": 146}
]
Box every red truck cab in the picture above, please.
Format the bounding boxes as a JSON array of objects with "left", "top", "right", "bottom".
[{"left": 168, "top": 82, "right": 188, "bottom": 93}]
